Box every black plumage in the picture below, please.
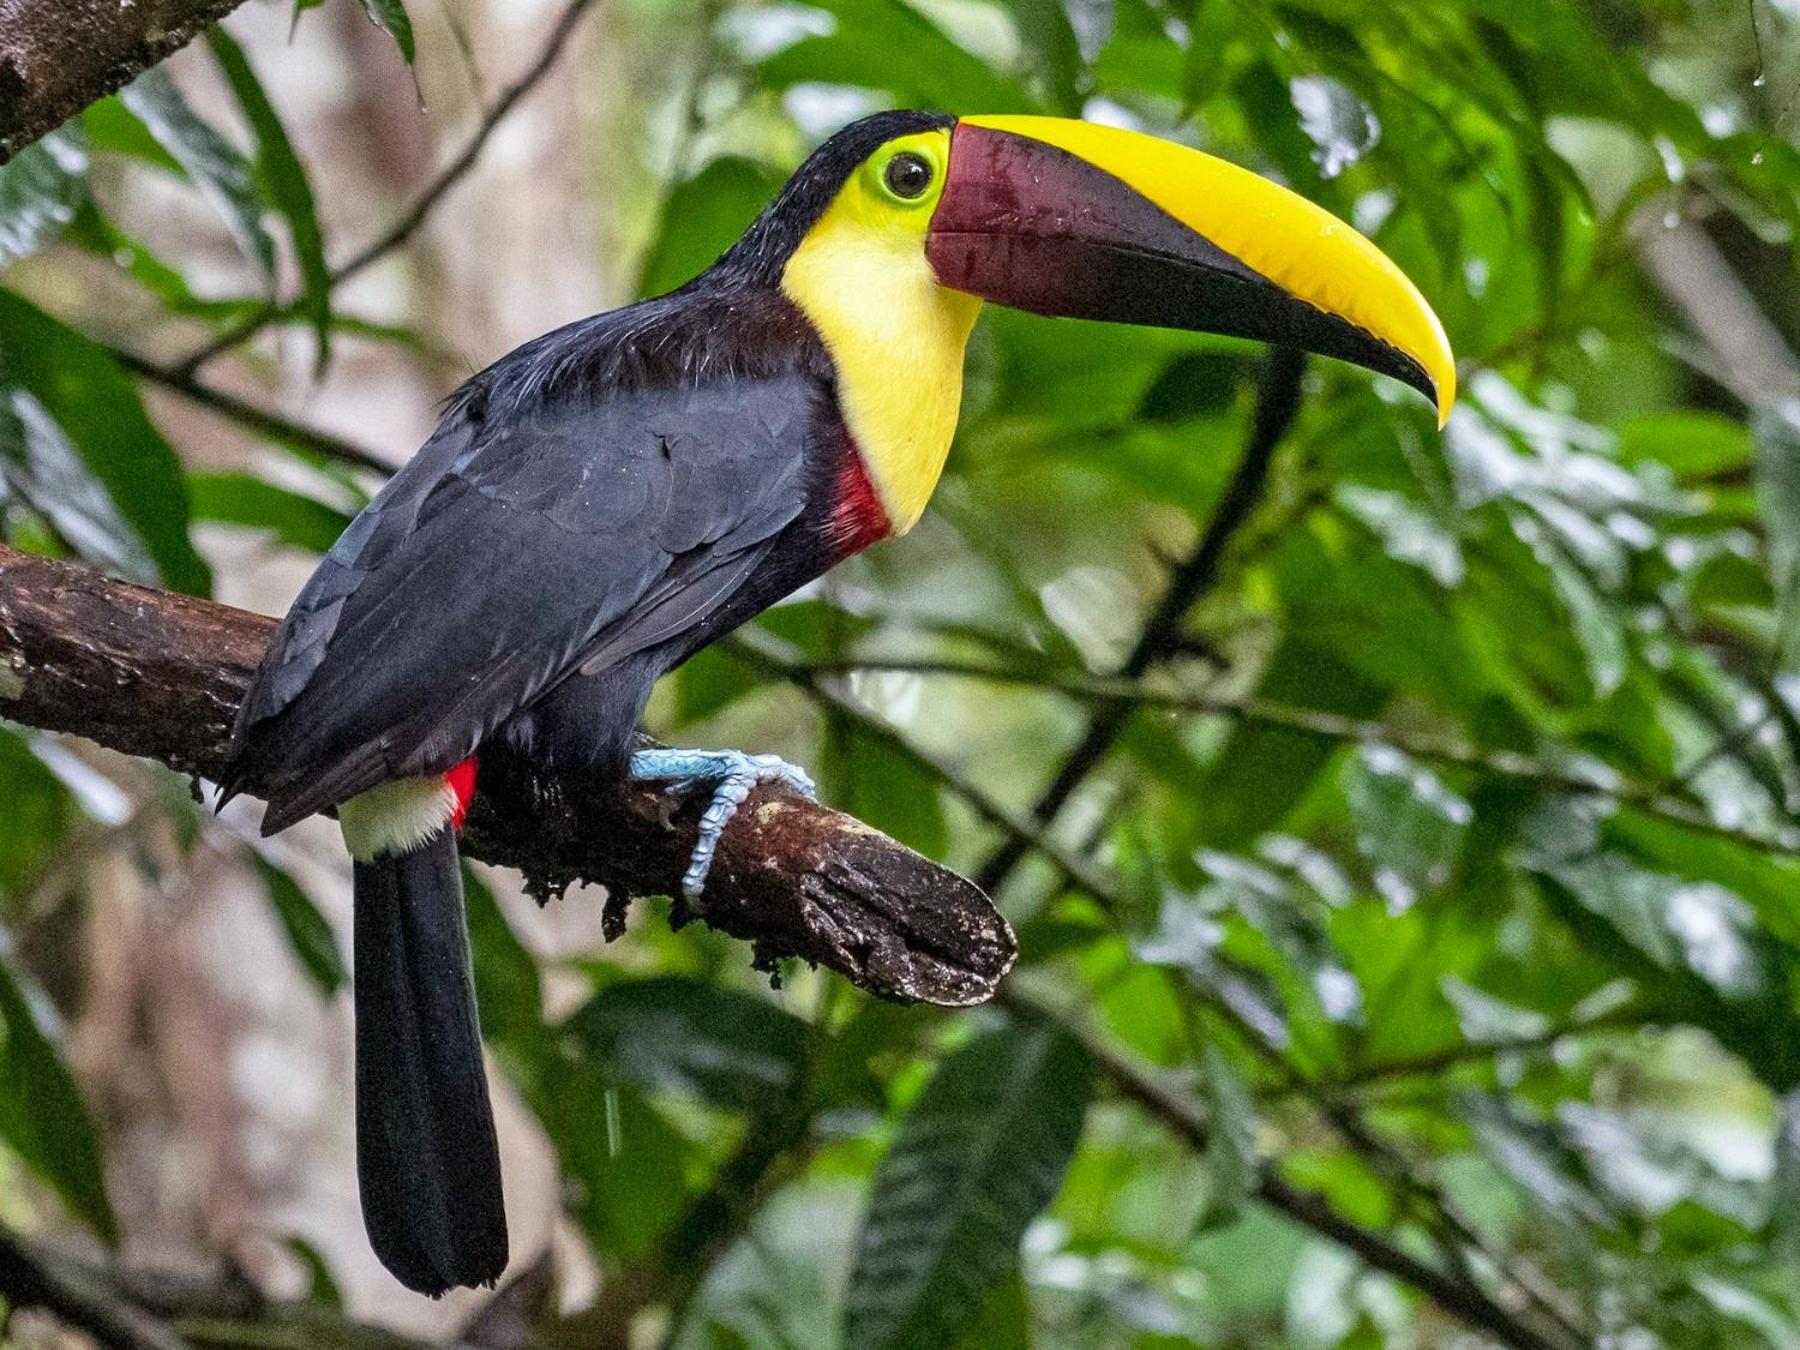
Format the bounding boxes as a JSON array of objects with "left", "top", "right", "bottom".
[
  {"left": 352, "top": 833, "right": 505, "bottom": 1295},
  {"left": 216, "top": 102, "right": 1455, "bottom": 1298},
  {"left": 218, "top": 113, "right": 951, "bottom": 1300},
  {"left": 228, "top": 358, "right": 823, "bottom": 826},
  {"left": 222, "top": 111, "right": 957, "bottom": 819}
]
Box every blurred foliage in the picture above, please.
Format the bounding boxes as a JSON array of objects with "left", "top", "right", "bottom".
[{"left": 5, "top": 0, "right": 1800, "bottom": 1345}]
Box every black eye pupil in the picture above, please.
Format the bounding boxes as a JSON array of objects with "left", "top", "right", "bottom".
[{"left": 885, "top": 152, "right": 932, "bottom": 199}]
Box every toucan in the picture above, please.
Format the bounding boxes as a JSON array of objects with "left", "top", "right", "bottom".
[{"left": 219, "top": 110, "right": 1454, "bottom": 1296}]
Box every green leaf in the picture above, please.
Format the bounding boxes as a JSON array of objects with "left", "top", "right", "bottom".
[
  {"left": 284, "top": 1235, "right": 344, "bottom": 1309},
  {"left": 206, "top": 27, "right": 332, "bottom": 372},
  {"left": 0, "top": 289, "right": 210, "bottom": 594},
  {"left": 0, "top": 730, "right": 73, "bottom": 901},
  {"left": 757, "top": 0, "right": 1033, "bottom": 112},
  {"left": 670, "top": 644, "right": 769, "bottom": 725},
  {"left": 1137, "top": 891, "right": 1292, "bottom": 1050},
  {"left": 951, "top": 1267, "right": 1034, "bottom": 1350},
  {"left": 0, "top": 946, "right": 117, "bottom": 1242},
  {"left": 251, "top": 855, "right": 345, "bottom": 995},
  {"left": 1460, "top": 1091, "right": 1619, "bottom": 1233},
  {"left": 1343, "top": 746, "right": 1472, "bottom": 912},
  {"left": 822, "top": 715, "right": 950, "bottom": 859},
  {"left": 82, "top": 97, "right": 183, "bottom": 172},
  {"left": 0, "top": 127, "right": 88, "bottom": 265},
  {"left": 1770, "top": 1092, "right": 1800, "bottom": 1254},
  {"left": 843, "top": 1024, "right": 1090, "bottom": 1350},
  {"left": 1532, "top": 856, "right": 1800, "bottom": 1091},
  {"left": 539, "top": 1069, "right": 693, "bottom": 1258},
  {"left": 1196, "top": 1042, "right": 1258, "bottom": 1228},
  {"left": 187, "top": 472, "right": 352, "bottom": 554},
  {"left": 1616, "top": 411, "right": 1751, "bottom": 480},
  {"left": 356, "top": 0, "right": 417, "bottom": 63},
  {"left": 117, "top": 67, "right": 276, "bottom": 285},
  {"left": 562, "top": 976, "right": 812, "bottom": 1121},
  {"left": 1193, "top": 639, "right": 1388, "bottom": 849},
  {"left": 64, "top": 202, "right": 206, "bottom": 315},
  {"left": 1754, "top": 404, "right": 1800, "bottom": 667},
  {"left": 638, "top": 157, "right": 785, "bottom": 300},
  {"left": 0, "top": 381, "right": 160, "bottom": 580},
  {"left": 463, "top": 868, "right": 546, "bottom": 1085},
  {"left": 1004, "top": 0, "right": 1083, "bottom": 113},
  {"left": 1290, "top": 74, "right": 1380, "bottom": 178},
  {"left": 1693, "top": 1278, "right": 1800, "bottom": 1350}
]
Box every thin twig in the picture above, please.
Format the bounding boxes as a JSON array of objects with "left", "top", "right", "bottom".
[
  {"left": 1320, "top": 1008, "right": 1643, "bottom": 1090},
  {"left": 727, "top": 636, "right": 1120, "bottom": 902},
  {"left": 785, "top": 654, "right": 1800, "bottom": 856},
  {"left": 110, "top": 346, "right": 394, "bottom": 474},
  {"left": 1004, "top": 988, "right": 1576, "bottom": 1350},
  {"left": 974, "top": 349, "right": 1307, "bottom": 895},
  {"left": 173, "top": 0, "right": 602, "bottom": 376},
  {"left": 744, "top": 637, "right": 1580, "bottom": 1348},
  {"left": 0, "top": 1226, "right": 192, "bottom": 1350}
]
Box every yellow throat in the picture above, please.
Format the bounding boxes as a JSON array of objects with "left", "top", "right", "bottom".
[{"left": 780, "top": 129, "right": 982, "bottom": 536}]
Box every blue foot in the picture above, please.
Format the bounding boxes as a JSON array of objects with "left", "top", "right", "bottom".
[{"left": 627, "top": 748, "right": 817, "bottom": 901}]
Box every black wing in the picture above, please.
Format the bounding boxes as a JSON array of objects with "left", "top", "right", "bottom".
[{"left": 224, "top": 373, "right": 816, "bottom": 831}]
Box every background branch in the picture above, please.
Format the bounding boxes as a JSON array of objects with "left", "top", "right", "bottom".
[
  {"left": 0, "top": 544, "right": 1015, "bottom": 1008},
  {"left": 0, "top": 0, "right": 250, "bottom": 165},
  {"left": 172, "top": 0, "right": 602, "bottom": 377},
  {"left": 975, "top": 349, "right": 1307, "bottom": 894}
]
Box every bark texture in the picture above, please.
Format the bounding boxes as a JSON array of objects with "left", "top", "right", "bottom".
[
  {"left": 0, "top": 545, "right": 1015, "bottom": 1006},
  {"left": 0, "top": 0, "right": 250, "bottom": 165}
]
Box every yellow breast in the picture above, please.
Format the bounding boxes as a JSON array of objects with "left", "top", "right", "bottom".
[{"left": 780, "top": 137, "right": 982, "bottom": 535}]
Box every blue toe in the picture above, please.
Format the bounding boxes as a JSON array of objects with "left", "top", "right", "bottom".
[{"left": 627, "top": 748, "right": 817, "bottom": 899}]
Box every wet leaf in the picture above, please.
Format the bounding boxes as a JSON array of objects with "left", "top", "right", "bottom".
[
  {"left": 1290, "top": 75, "right": 1380, "bottom": 178},
  {"left": 0, "top": 947, "right": 116, "bottom": 1242},
  {"left": 0, "top": 381, "right": 160, "bottom": 580},
  {"left": 207, "top": 28, "right": 332, "bottom": 372},
  {"left": 844, "top": 1024, "right": 1089, "bottom": 1350},
  {"left": 118, "top": 67, "right": 276, "bottom": 285},
  {"left": 356, "top": 0, "right": 416, "bottom": 63},
  {"left": 0, "top": 127, "right": 87, "bottom": 265},
  {"left": 252, "top": 855, "right": 345, "bottom": 996},
  {"left": 1343, "top": 746, "right": 1472, "bottom": 913},
  {"left": 0, "top": 290, "right": 209, "bottom": 594}
]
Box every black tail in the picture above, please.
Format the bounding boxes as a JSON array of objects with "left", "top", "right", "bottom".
[{"left": 352, "top": 830, "right": 508, "bottom": 1296}]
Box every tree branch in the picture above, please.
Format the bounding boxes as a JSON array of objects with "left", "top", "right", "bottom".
[
  {"left": 743, "top": 636, "right": 1582, "bottom": 1350},
  {"left": 1015, "top": 989, "right": 1577, "bottom": 1350},
  {"left": 974, "top": 349, "right": 1307, "bottom": 894},
  {"left": 0, "top": 1226, "right": 191, "bottom": 1350},
  {"left": 112, "top": 347, "right": 397, "bottom": 475},
  {"left": 0, "top": 545, "right": 1015, "bottom": 1008},
  {"left": 0, "top": 0, "right": 250, "bottom": 166},
  {"left": 173, "top": 0, "right": 602, "bottom": 377},
  {"left": 790, "top": 655, "right": 1798, "bottom": 856}
]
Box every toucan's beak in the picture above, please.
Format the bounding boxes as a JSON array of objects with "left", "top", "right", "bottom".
[{"left": 926, "top": 115, "right": 1455, "bottom": 426}]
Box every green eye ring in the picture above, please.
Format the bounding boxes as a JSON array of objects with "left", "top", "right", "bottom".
[{"left": 871, "top": 140, "right": 945, "bottom": 207}]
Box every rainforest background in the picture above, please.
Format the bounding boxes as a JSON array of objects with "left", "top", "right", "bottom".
[{"left": 2, "top": 0, "right": 1799, "bottom": 1346}]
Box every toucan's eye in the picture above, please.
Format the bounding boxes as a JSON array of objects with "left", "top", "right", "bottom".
[{"left": 884, "top": 151, "right": 933, "bottom": 200}]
